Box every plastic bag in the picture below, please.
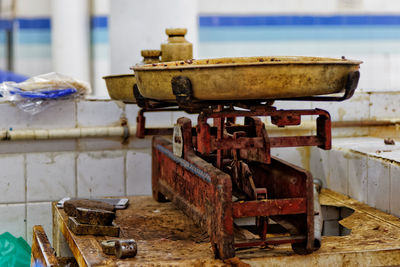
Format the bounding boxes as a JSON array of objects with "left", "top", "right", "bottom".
[
  {"left": 0, "top": 72, "right": 91, "bottom": 115},
  {"left": 0, "top": 232, "right": 31, "bottom": 267}
]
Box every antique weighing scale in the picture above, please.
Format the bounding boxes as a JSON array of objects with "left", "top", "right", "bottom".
[{"left": 129, "top": 56, "right": 361, "bottom": 259}]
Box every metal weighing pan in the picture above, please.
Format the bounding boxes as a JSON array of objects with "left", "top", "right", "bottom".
[
  {"left": 103, "top": 74, "right": 136, "bottom": 103},
  {"left": 131, "top": 56, "right": 362, "bottom": 101}
]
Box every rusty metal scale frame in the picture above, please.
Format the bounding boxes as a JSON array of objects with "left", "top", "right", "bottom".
[{"left": 136, "top": 71, "right": 359, "bottom": 259}]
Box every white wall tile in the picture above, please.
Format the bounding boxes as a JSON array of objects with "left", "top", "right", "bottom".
[
  {"left": 367, "top": 157, "right": 390, "bottom": 213},
  {"left": 390, "top": 164, "right": 400, "bottom": 217},
  {"left": 0, "top": 100, "right": 75, "bottom": 130},
  {"left": 26, "top": 202, "right": 52, "bottom": 245},
  {"left": 124, "top": 104, "right": 140, "bottom": 127},
  {"left": 271, "top": 147, "right": 305, "bottom": 169},
  {"left": 77, "top": 138, "right": 126, "bottom": 151},
  {"left": 77, "top": 151, "right": 125, "bottom": 198},
  {"left": 0, "top": 204, "right": 26, "bottom": 240},
  {"left": 27, "top": 153, "right": 75, "bottom": 202},
  {"left": 370, "top": 93, "right": 400, "bottom": 119},
  {"left": 347, "top": 153, "right": 368, "bottom": 203},
  {"left": 310, "top": 147, "right": 329, "bottom": 187},
  {"left": 311, "top": 93, "right": 370, "bottom": 121},
  {"left": 332, "top": 137, "right": 379, "bottom": 148},
  {"left": 331, "top": 127, "right": 369, "bottom": 138},
  {"left": 0, "top": 140, "right": 76, "bottom": 154},
  {"left": 0, "top": 154, "right": 25, "bottom": 203},
  {"left": 389, "top": 55, "right": 400, "bottom": 90},
  {"left": 126, "top": 150, "right": 152, "bottom": 196},
  {"left": 336, "top": 137, "right": 400, "bottom": 155},
  {"left": 136, "top": 110, "right": 173, "bottom": 128},
  {"left": 327, "top": 149, "right": 348, "bottom": 195},
  {"left": 127, "top": 136, "right": 153, "bottom": 150},
  {"left": 273, "top": 101, "right": 312, "bottom": 110},
  {"left": 77, "top": 100, "right": 124, "bottom": 127},
  {"left": 76, "top": 100, "right": 126, "bottom": 149}
]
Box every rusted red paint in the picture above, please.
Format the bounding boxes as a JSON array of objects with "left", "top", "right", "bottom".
[
  {"left": 152, "top": 106, "right": 330, "bottom": 259},
  {"left": 233, "top": 198, "right": 307, "bottom": 217}
]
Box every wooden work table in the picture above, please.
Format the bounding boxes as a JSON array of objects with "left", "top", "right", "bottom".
[{"left": 51, "top": 189, "right": 400, "bottom": 266}]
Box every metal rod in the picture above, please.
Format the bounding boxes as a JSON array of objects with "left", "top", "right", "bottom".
[{"left": 332, "top": 120, "right": 400, "bottom": 128}]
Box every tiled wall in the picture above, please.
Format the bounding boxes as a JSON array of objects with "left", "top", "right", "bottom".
[
  {"left": 0, "top": 100, "right": 153, "bottom": 244},
  {"left": 0, "top": 91, "right": 400, "bottom": 244},
  {"left": 310, "top": 137, "right": 400, "bottom": 217}
]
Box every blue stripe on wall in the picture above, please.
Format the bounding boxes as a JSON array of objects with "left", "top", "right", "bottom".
[
  {"left": 0, "top": 19, "right": 13, "bottom": 30},
  {"left": 10, "top": 16, "right": 108, "bottom": 30},
  {"left": 199, "top": 25, "right": 400, "bottom": 42},
  {"left": 17, "top": 18, "right": 50, "bottom": 29},
  {"left": 91, "top": 16, "right": 108, "bottom": 28},
  {"left": 200, "top": 15, "right": 400, "bottom": 27}
]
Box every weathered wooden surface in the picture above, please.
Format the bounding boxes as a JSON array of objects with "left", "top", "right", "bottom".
[
  {"left": 53, "top": 190, "right": 400, "bottom": 266},
  {"left": 31, "top": 225, "right": 60, "bottom": 267}
]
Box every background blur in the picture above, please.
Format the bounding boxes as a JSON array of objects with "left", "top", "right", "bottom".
[{"left": 1, "top": 0, "right": 400, "bottom": 97}]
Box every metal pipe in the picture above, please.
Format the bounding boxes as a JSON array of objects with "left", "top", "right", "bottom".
[
  {"left": 1, "top": 119, "right": 399, "bottom": 142},
  {"left": 332, "top": 120, "right": 400, "bottom": 128},
  {"left": 0, "top": 126, "right": 136, "bottom": 141}
]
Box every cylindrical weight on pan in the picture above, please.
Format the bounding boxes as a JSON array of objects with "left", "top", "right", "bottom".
[{"left": 115, "top": 239, "right": 137, "bottom": 259}]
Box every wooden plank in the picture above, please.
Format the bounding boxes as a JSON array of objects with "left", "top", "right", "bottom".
[
  {"left": 31, "top": 225, "right": 59, "bottom": 267},
  {"left": 52, "top": 193, "right": 400, "bottom": 266},
  {"left": 67, "top": 217, "right": 119, "bottom": 236}
]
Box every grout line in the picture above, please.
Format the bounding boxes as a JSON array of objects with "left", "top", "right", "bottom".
[
  {"left": 366, "top": 155, "right": 369, "bottom": 206},
  {"left": 367, "top": 92, "right": 371, "bottom": 121},
  {"left": 74, "top": 100, "right": 78, "bottom": 128},
  {"left": 389, "top": 164, "right": 392, "bottom": 214},
  {"left": 24, "top": 154, "right": 27, "bottom": 241},
  {"left": 124, "top": 150, "right": 127, "bottom": 196},
  {"left": 367, "top": 92, "right": 371, "bottom": 136},
  {"left": 346, "top": 153, "right": 350, "bottom": 197},
  {"left": 75, "top": 151, "right": 78, "bottom": 198}
]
